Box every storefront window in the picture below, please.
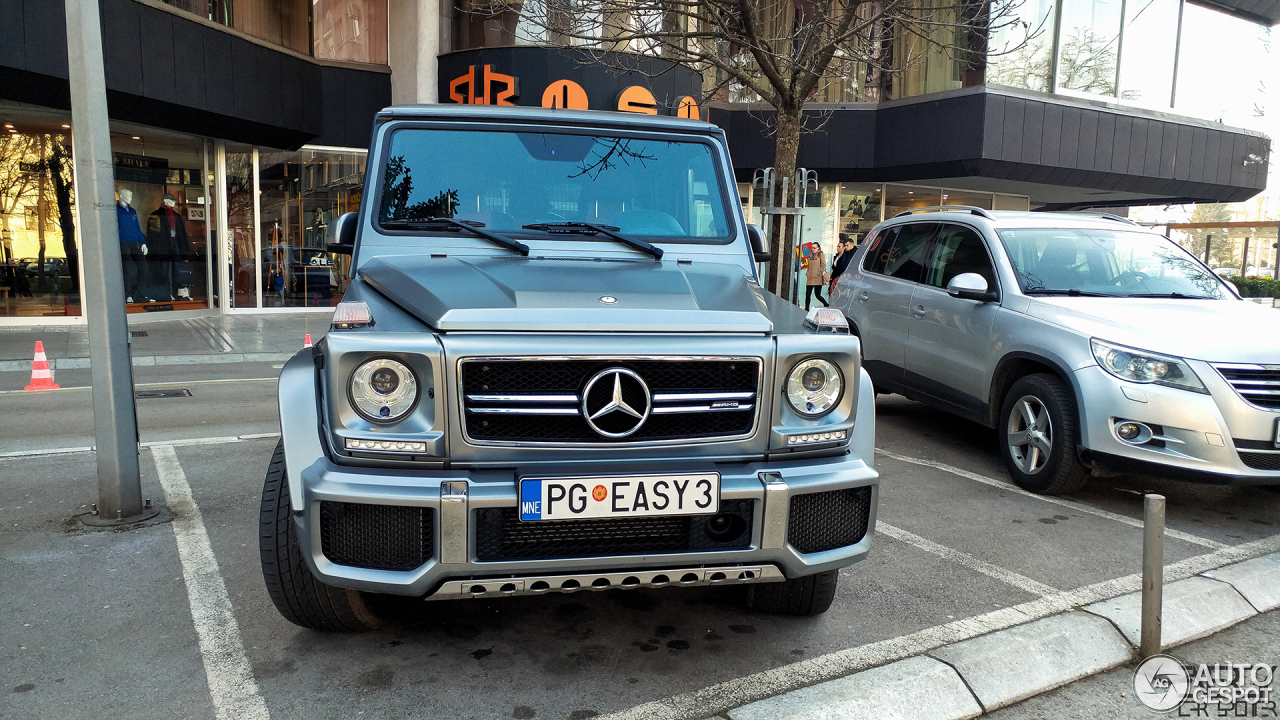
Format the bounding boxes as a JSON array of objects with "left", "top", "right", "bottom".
[
  {"left": 313, "top": 0, "right": 388, "bottom": 64},
  {"left": 942, "top": 188, "right": 994, "bottom": 209},
  {"left": 258, "top": 148, "right": 365, "bottom": 308},
  {"left": 0, "top": 129, "right": 78, "bottom": 318},
  {"left": 986, "top": 0, "right": 1056, "bottom": 91},
  {"left": 836, "top": 183, "right": 883, "bottom": 244},
  {"left": 884, "top": 183, "right": 942, "bottom": 217},
  {"left": 225, "top": 147, "right": 256, "bottom": 309}
]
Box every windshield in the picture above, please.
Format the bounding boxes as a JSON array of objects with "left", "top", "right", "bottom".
[
  {"left": 997, "top": 227, "right": 1229, "bottom": 299},
  {"left": 376, "top": 128, "right": 731, "bottom": 242}
]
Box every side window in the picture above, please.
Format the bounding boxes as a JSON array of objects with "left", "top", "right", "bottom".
[
  {"left": 863, "top": 223, "right": 935, "bottom": 283},
  {"left": 925, "top": 224, "right": 997, "bottom": 290}
]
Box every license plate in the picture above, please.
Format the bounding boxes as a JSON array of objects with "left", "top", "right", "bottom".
[{"left": 519, "top": 473, "right": 720, "bottom": 521}]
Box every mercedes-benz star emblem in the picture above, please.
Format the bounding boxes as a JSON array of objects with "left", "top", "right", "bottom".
[
  {"left": 582, "top": 368, "right": 651, "bottom": 438},
  {"left": 599, "top": 296, "right": 618, "bottom": 304}
]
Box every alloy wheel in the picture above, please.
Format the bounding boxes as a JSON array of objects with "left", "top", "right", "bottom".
[{"left": 1007, "top": 395, "right": 1053, "bottom": 475}]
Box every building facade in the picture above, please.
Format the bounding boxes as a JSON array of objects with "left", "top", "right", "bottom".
[{"left": 0, "top": 0, "right": 1274, "bottom": 322}]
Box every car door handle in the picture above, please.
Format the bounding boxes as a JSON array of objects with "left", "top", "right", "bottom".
[
  {"left": 912, "top": 304, "right": 926, "bottom": 317},
  {"left": 857, "top": 291, "right": 870, "bottom": 303}
]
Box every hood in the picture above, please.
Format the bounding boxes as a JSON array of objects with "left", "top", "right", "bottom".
[
  {"left": 358, "top": 255, "right": 774, "bottom": 333},
  {"left": 1027, "top": 297, "right": 1280, "bottom": 364}
]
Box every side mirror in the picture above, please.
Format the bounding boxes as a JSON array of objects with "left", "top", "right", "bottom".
[
  {"left": 946, "top": 273, "right": 998, "bottom": 302},
  {"left": 747, "top": 224, "right": 771, "bottom": 262},
  {"left": 325, "top": 212, "right": 358, "bottom": 255}
]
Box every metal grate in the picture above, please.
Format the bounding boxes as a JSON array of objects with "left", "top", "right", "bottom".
[
  {"left": 787, "top": 486, "right": 872, "bottom": 554},
  {"left": 1214, "top": 365, "right": 1280, "bottom": 410},
  {"left": 319, "top": 501, "right": 434, "bottom": 571},
  {"left": 460, "top": 359, "right": 759, "bottom": 443},
  {"left": 474, "top": 499, "right": 754, "bottom": 560}
]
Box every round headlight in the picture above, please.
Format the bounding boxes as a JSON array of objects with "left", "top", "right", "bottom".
[
  {"left": 786, "top": 358, "right": 843, "bottom": 418},
  {"left": 350, "top": 358, "right": 418, "bottom": 423}
]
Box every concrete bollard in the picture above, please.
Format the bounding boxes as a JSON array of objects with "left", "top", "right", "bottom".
[{"left": 1141, "top": 494, "right": 1166, "bottom": 658}]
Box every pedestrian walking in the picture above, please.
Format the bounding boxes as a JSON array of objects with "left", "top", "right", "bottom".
[
  {"left": 805, "top": 243, "right": 829, "bottom": 310},
  {"left": 829, "top": 235, "right": 857, "bottom": 293}
]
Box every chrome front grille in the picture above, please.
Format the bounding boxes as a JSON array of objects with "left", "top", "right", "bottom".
[
  {"left": 1213, "top": 364, "right": 1280, "bottom": 410},
  {"left": 459, "top": 357, "right": 761, "bottom": 444}
]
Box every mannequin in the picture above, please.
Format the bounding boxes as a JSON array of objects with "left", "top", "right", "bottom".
[
  {"left": 147, "top": 192, "right": 190, "bottom": 301},
  {"left": 116, "top": 188, "right": 148, "bottom": 302}
]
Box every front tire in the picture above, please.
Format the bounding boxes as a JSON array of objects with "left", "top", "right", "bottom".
[
  {"left": 998, "top": 374, "right": 1089, "bottom": 495},
  {"left": 745, "top": 570, "right": 839, "bottom": 616},
  {"left": 259, "top": 441, "right": 386, "bottom": 631}
]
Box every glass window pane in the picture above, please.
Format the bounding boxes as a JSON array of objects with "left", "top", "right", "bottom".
[
  {"left": 1173, "top": 4, "right": 1273, "bottom": 128},
  {"left": 1116, "top": 0, "right": 1179, "bottom": 106},
  {"left": 1057, "top": 0, "right": 1123, "bottom": 96},
  {"left": 225, "top": 148, "right": 256, "bottom": 309},
  {"left": 987, "top": 0, "right": 1056, "bottom": 91},
  {"left": 0, "top": 128, "right": 79, "bottom": 318},
  {"left": 883, "top": 184, "right": 941, "bottom": 217},
  {"left": 942, "top": 188, "right": 994, "bottom": 210},
  {"left": 839, "top": 183, "right": 883, "bottom": 245},
  {"left": 925, "top": 223, "right": 996, "bottom": 289},
  {"left": 314, "top": 1, "right": 388, "bottom": 64},
  {"left": 864, "top": 223, "right": 935, "bottom": 281}
]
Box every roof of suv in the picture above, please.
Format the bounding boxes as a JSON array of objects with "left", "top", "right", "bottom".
[
  {"left": 887, "top": 208, "right": 1155, "bottom": 232},
  {"left": 375, "top": 104, "right": 722, "bottom": 135}
]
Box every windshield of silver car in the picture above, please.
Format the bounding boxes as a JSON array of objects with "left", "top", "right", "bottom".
[
  {"left": 376, "top": 129, "right": 731, "bottom": 242},
  {"left": 998, "top": 228, "right": 1229, "bottom": 299}
]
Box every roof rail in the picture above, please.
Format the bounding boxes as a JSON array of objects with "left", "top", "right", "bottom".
[
  {"left": 1085, "top": 212, "right": 1139, "bottom": 226},
  {"left": 893, "top": 205, "right": 996, "bottom": 220}
]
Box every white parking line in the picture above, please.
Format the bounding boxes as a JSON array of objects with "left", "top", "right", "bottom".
[
  {"left": 151, "top": 444, "right": 271, "bottom": 720},
  {"left": 876, "top": 448, "right": 1229, "bottom": 550},
  {"left": 0, "top": 433, "right": 280, "bottom": 458},
  {"left": 877, "top": 522, "right": 1059, "bottom": 597},
  {"left": 603, "top": 531, "right": 1280, "bottom": 720}
]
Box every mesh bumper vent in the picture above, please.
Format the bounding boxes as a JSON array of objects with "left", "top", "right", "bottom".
[
  {"left": 787, "top": 486, "right": 872, "bottom": 554},
  {"left": 475, "top": 500, "right": 754, "bottom": 560},
  {"left": 319, "top": 501, "right": 434, "bottom": 571}
]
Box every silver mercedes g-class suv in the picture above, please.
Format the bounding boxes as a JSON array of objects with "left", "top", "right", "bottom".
[{"left": 259, "top": 105, "right": 879, "bottom": 630}]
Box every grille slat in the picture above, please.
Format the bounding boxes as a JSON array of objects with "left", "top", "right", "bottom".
[
  {"left": 1214, "top": 365, "right": 1280, "bottom": 410},
  {"left": 319, "top": 501, "right": 434, "bottom": 571},
  {"left": 475, "top": 500, "right": 754, "bottom": 560},
  {"left": 787, "top": 487, "right": 873, "bottom": 554},
  {"left": 461, "top": 359, "right": 760, "bottom": 443}
]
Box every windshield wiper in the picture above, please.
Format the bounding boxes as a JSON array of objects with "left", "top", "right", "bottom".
[
  {"left": 1024, "top": 289, "right": 1115, "bottom": 297},
  {"left": 522, "top": 222, "right": 663, "bottom": 260},
  {"left": 383, "top": 217, "right": 529, "bottom": 256},
  {"left": 1125, "top": 292, "right": 1215, "bottom": 299}
]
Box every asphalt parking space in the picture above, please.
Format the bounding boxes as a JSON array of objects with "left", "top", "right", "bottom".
[
  {"left": 1, "top": 453, "right": 215, "bottom": 720},
  {"left": 874, "top": 454, "right": 1208, "bottom": 591}
]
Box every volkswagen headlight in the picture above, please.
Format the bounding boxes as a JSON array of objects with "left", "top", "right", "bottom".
[
  {"left": 785, "top": 358, "right": 844, "bottom": 417},
  {"left": 349, "top": 358, "right": 419, "bottom": 422},
  {"left": 1090, "top": 339, "right": 1207, "bottom": 393}
]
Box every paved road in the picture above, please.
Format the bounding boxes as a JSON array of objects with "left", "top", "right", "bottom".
[{"left": 3, "top": 363, "right": 1277, "bottom": 720}]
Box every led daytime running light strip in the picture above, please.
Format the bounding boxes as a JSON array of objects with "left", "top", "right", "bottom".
[
  {"left": 345, "top": 438, "right": 427, "bottom": 453},
  {"left": 786, "top": 429, "right": 848, "bottom": 445}
]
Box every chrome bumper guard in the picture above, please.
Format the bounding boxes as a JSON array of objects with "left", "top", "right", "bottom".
[{"left": 426, "top": 564, "right": 784, "bottom": 601}]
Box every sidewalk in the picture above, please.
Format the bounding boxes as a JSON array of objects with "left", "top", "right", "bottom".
[{"left": 0, "top": 313, "right": 333, "bottom": 372}]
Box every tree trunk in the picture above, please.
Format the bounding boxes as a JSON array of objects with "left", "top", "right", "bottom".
[{"left": 766, "top": 106, "right": 802, "bottom": 301}]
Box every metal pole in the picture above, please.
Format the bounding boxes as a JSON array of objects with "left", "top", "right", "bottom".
[
  {"left": 1204, "top": 233, "right": 1212, "bottom": 264},
  {"left": 64, "top": 0, "right": 143, "bottom": 521},
  {"left": 1242, "top": 237, "right": 1251, "bottom": 277},
  {"left": 1140, "top": 493, "right": 1165, "bottom": 659}
]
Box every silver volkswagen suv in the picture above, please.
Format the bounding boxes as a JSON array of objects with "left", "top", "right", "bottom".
[
  {"left": 259, "top": 105, "right": 879, "bottom": 630},
  {"left": 832, "top": 206, "right": 1280, "bottom": 495}
]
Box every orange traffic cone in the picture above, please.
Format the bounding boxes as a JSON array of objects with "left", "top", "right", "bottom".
[
  {"left": 303, "top": 334, "right": 313, "bottom": 348},
  {"left": 24, "top": 341, "right": 60, "bottom": 391}
]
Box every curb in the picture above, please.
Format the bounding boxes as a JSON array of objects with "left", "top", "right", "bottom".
[
  {"left": 724, "top": 552, "right": 1280, "bottom": 720},
  {"left": 0, "top": 352, "right": 299, "bottom": 372}
]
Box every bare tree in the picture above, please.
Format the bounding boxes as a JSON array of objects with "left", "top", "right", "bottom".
[{"left": 473, "top": 0, "right": 1029, "bottom": 296}]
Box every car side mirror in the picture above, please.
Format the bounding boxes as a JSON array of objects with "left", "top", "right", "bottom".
[
  {"left": 946, "top": 273, "right": 998, "bottom": 302},
  {"left": 325, "top": 212, "right": 358, "bottom": 255},
  {"left": 747, "top": 224, "right": 771, "bottom": 263}
]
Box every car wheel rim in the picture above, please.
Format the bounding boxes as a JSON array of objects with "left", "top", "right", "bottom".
[{"left": 1007, "top": 395, "right": 1052, "bottom": 475}]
